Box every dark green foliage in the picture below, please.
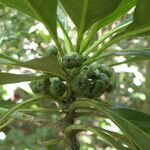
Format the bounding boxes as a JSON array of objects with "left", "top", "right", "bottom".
[
  {"left": 62, "top": 53, "right": 83, "bottom": 69},
  {"left": 49, "top": 79, "right": 66, "bottom": 98},
  {"left": 2, "top": 1, "right": 149, "bottom": 149}
]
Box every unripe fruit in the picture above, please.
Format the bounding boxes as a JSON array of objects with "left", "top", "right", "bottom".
[
  {"left": 97, "top": 64, "right": 113, "bottom": 78},
  {"left": 91, "top": 80, "right": 106, "bottom": 97},
  {"left": 29, "top": 81, "right": 40, "bottom": 94},
  {"left": 97, "top": 73, "right": 110, "bottom": 85},
  {"left": 106, "top": 81, "right": 116, "bottom": 93},
  {"left": 47, "top": 47, "right": 58, "bottom": 55},
  {"left": 62, "top": 53, "right": 83, "bottom": 69},
  {"left": 82, "top": 65, "right": 98, "bottom": 79},
  {"left": 49, "top": 80, "right": 66, "bottom": 98},
  {"left": 29, "top": 79, "right": 51, "bottom": 95},
  {"left": 72, "top": 75, "right": 90, "bottom": 96},
  {"left": 38, "top": 79, "right": 50, "bottom": 94}
]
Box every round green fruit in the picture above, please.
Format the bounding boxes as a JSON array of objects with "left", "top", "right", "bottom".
[
  {"left": 72, "top": 75, "right": 90, "bottom": 96},
  {"left": 47, "top": 47, "right": 58, "bottom": 55},
  {"left": 30, "top": 79, "right": 51, "bottom": 95},
  {"left": 91, "top": 80, "right": 106, "bottom": 98},
  {"left": 106, "top": 81, "right": 116, "bottom": 93},
  {"left": 97, "top": 73, "right": 110, "bottom": 85},
  {"left": 97, "top": 64, "right": 113, "bottom": 78},
  {"left": 82, "top": 65, "right": 98, "bottom": 79},
  {"left": 62, "top": 53, "right": 83, "bottom": 69},
  {"left": 29, "top": 81, "right": 40, "bottom": 94},
  {"left": 37, "top": 79, "right": 50, "bottom": 94},
  {"left": 49, "top": 80, "right": 66, "bottom": 98}
]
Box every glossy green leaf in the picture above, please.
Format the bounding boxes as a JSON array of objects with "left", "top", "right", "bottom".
[
  {"left": 110, "top": 57, "right": 147, "bottom": 66},
  {"left": 0, "top": 0, "right": 58, "bottom": 40},
  {"left": 68, "top": 99, "right": 150, "bottom": 150},
  {"left": 113, "top": 0, "right": 150, "bottom": 41},
  {"left": 0, "top": 73, "right": 50, "bottom": 85},
  {"left": 106, "top": 108, "right": 150, "bottom": 150},
  {"left": 102, "top": 48, "right": 150, "bottom": 58},
  {"left": 60, "top": 0, "right": 122, "bottom": 32},
  {"left": 0, "top": 54, "right": 66, "bottom": 79},
  {"left": 19, "top": 54, "right": 66, "bottom": 79},
  {"left": 0, "top": 53, "right": 19, "bottom": 65},
  {"left": 65, "top": 124, "right": 129, "bottom": 150},
  {"left": 113, "top": 108, "right": 150, "bottom": 135},
  {"left": 92, "top": 0, "right": 136, "bottom": 35}
]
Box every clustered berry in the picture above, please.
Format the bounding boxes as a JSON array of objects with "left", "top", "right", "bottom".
[
  {"left": 71, "top": 64, "right": 116, "bottom": 98},
  {"left": 29, "top": 53, "right": 116, "bottom": 100}
]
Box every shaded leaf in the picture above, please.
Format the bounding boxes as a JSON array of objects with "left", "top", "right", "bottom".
[
  {"left": 19, "top": 54, "right": 65, "bottom": 79},
  {"left": 113, "top": 108, "right": 150, "bottom": 135},
  {"left": 0, "top": 95, "right": 50, "bottom": 125},
  {"left": 65, "top": 124, "right": 129, "bottom": 150},
  {"left": 60, "top": 0, "right": 122, "bottom": 32},
  {"left": 93, "top": 0, "right": 136, "bottom": 34},
  {"left": 0, "top": 54, "right": 66, "bottom": 79},
  {"left": 0, "top": 73, "right": 50, "bottom": 85},
  {"left": 68, "top": 99, "right": 150, "bottom": 150},
  {"left": 113, "top": 0, "right": 150, "bottom": 41},
  {"left": 106, "top": 108, "right": 150, "bottom": 150},
  {"left": 0, "top": 53, "right": 19, "bottom": 65}
]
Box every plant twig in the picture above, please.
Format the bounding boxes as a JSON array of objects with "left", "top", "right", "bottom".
[
  {"left": 0, "top": 95, "right": 58, "bottom": 125},
  {"left": 39, "top": 138, "right": 63, "bottom": 146},
  {"left": 0, "top": 118, "right": 14, "bottom": 130},
  {"left": 0, "top": 107, "right": 60, "bottom": 129}
]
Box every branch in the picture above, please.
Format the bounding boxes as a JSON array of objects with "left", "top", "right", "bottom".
[
  {"left": 0, "top": 107, "right": 60, "bottom": 129},
  {"left": 0, "top": 95, "right": 59, "bottom": 125}
]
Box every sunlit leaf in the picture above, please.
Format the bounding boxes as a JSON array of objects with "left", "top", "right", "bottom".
[{"left": 102, "top": 48, "right": 150, "bottom": 58}]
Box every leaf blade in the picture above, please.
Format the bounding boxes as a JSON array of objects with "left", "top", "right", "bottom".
[
  {"left": 60, "top": 0, "right": 122, "bottom": 32},
  {"left": 0, "top": 73, "right": 50, "bottom": 85}
]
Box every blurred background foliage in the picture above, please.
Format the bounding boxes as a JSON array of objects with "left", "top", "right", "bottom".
[{"left": 0, "top": 4, "right": 150, "bottom": 150}]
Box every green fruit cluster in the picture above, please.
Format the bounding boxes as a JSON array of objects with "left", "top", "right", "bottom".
[
  {"left": 62, "top": 53, "right": 83, "bottom": 69},
  {"left": 29, "top": 79, "right": 50, "bottom": 95},
  {"left": 29, "top": 54, "right": 116, "bottom": 100},
  {"left": 29, "top": 79, "right": 67, "bottom": 98},
  {"left": 72, "top": 64, "right": 116, "bottom": 98},
  {"left": 49, "top": 80, "right": 66, "bottom": 98}
]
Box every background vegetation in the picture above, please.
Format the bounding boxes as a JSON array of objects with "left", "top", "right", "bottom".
[{"left": 0, "top": 2, "right": 150, "bottom": 150}]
